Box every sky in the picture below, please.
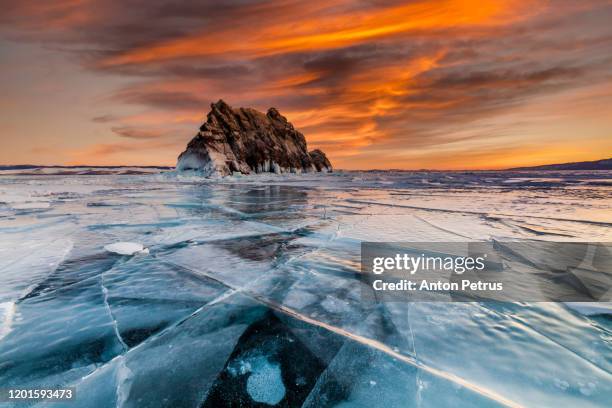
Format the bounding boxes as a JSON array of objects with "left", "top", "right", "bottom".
[{"left": 0, "top": 0, "right": 611, "bottom": 170}]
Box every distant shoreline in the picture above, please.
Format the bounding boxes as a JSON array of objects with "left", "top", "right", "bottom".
[
  {"left": 0, "top": 165, "right": 173, "bottom": 170},
  {"left": 1, "top": 157, "right": 610, "bottom": 172},
  {"left": 507, "top": 157, "right": 611, "bottom": 171}
]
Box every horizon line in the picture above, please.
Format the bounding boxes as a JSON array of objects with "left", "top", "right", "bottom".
[{"left": 1, "top": 160, "right": 610, "bottom": 173}]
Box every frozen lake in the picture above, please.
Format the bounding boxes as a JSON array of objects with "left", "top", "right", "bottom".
[{"left": 0, "top": 169, "right": 610, "bottom": 407}]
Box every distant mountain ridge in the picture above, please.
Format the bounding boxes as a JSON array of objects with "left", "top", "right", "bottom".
[
  {"left": 0, "top": 165, "right": 172, "bottom": 176},
  {"left": 0, "top": 165, "right": 172, "bottom": 170},
  {"left": 508, "top": 158, "right": 612, "bottom": 171}
]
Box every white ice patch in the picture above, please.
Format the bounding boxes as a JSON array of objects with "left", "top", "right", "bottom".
[
  {"left": 0, "top": 302, "right": 16, "bottom": 341},
  {"left": 564, "top": 302, "right": 612, "bottom": 316},
  {"left": 116, "top": 357, "right": 134, "bottom": 406},
  {"left": 104, "top": 242, "right": 148, "bottom": 256}
]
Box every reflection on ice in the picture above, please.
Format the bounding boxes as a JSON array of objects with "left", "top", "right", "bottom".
[{"left": 0, "top": 170, "right": 610, "bottom": 407}]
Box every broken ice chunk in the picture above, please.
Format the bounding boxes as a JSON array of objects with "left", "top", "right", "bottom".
[{"left": 104, "top": 242, "right": 148, "bottom": 256}]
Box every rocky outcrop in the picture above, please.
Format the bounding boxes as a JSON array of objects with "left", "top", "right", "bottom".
[
  {"left": 309, "top": 149, "right": 333, "bottom": 172},
  {"left": 177, "top": 100, "right": 332, "bottom": 176}
]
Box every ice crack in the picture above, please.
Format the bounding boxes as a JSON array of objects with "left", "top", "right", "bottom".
[{"left": 100, "top": 275, "right": 128, "bottom": 352}]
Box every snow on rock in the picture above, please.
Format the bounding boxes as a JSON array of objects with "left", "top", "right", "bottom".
[{"left": 104, "top": 242, "right": 149, "bottom": 256}]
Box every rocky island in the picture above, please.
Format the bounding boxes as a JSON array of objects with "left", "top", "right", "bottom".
[{"left": 177, "top": 100, "right": 332, "bottom": 176}]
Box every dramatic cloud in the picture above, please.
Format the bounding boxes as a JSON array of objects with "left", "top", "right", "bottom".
[
  {"left": 1, "top": 0, "right": 611, "bottom": 168},
  {"left": 92, "top": 114, "right": 116, "bottom": 123},
  {"left": 111, "top": 126, "right": 168, "bottom": 139}
]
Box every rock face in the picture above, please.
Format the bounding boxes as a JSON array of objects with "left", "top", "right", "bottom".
[{"left": 177, "top": 100, "right": 332, "bottom": 176}]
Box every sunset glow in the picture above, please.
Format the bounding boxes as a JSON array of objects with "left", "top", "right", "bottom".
[{"left": 1, "top": 0, "right": 611, "bottom": 169}]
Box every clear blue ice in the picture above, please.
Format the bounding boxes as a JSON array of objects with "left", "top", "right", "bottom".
[{"left": 0, "top": 169, "right": 610, "bottom": 407}]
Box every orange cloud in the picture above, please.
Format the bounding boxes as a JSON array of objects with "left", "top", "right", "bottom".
[
  {"left": 2, "top": 0, "right": 94, "bottom": 31},
  {"left": 100, "top": 0, "right": 543, "bottom": 67}
]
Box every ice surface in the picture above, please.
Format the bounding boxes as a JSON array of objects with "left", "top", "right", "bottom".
[
  {"left": 0, "top": 169, "right": 610, "bottom": 407},
  {"left": 0, "top": 302, "right": 15, "bottom": 341},
  {"left": 564, "top": 302, "right": 612, "bottom": 316}
]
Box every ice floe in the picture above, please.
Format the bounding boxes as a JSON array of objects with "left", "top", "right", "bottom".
[{"left": 104, "top": 242, "right": 149, "bottom": 256}]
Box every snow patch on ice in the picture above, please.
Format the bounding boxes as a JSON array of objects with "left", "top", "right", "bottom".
[{"left": 104, "top": 242, "right": 148, "bottom": 256}]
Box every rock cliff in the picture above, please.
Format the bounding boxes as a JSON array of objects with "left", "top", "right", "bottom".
[{"left": 177, "top": 100, "right": 332, "bottom": 176}]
